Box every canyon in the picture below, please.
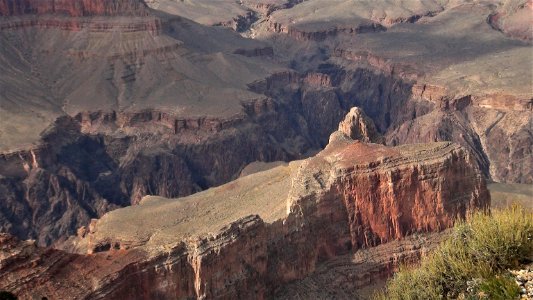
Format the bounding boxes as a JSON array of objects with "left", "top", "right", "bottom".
[
  {"left": 0, "top": 0, "right": 531, "bottom": 298},
  {"left": 0, "top": 111, "right": 490, "bottom": 299}
]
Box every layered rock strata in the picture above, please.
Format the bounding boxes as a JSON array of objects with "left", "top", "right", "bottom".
[
  {"left": 337, "top": 107, "right": 384, "bottom": 144},
  {"left": 0, "top": 116, "right": 490, "bottom": 299},
  {"left": 264, "top": 0, "right": 446, "bottom": 41},
  {"left": 256, "top": 0, "right": 533, "bottom": 185},
  {"left": 0, "top": 59, "right": 526, "bottom": 246},
  {"left": 0, "top": 0, "right": 290, "bottom": 245},
  {"left": 274, "top": 231, "right": 448, "bottom": 299},
  {"left": 0, "top": 0, "right": 528, "bottom": 252},
  {"left": 0, "top": 102, "right": 300, "bottom": 245},
  {"left": 0, "top": 0, "right": 160, "bottom": 33},
  {"left": 0, "top": 0, "right": 150, "bottom": 17}
]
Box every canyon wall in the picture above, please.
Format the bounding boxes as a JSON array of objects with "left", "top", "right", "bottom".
[
  {"left": 0, "top": 0, "right": 529, "bottom": 249},
  {"left": 0, "top": 2, "right": 526, "bottom": 298},
  {"left": 0, "top": 0, "right": 160, "bottom": 32},
  {"left": 0, "top": 115, "right": 490, "bottom": 298},
  {"left": 1, "top": 64, "right": 527, "bottom": 246},
  {"left": 0, "top": 101, "right": 304, "bottom": 245},
  {"left": 0, "top": 0, "right": 149, "bottom": 17}
]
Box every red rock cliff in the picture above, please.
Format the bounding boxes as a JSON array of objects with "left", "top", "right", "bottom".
[
  {"left": 0, "top": 0, "right": 149, "bottom": 17},
  {"left": 0, "top": 111, "right": 490, "bottom": 299}
]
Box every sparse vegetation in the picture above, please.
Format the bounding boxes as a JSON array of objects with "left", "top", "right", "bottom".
[{"left": 375, "top": 205, "right": 533, "bottom": 300}]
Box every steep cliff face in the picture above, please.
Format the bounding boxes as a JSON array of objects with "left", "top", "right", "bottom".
[
  {"left": 0, "top": 227, "right": 446, "bottom": 300},
  {"left": 288, "top": 135, "right": 489, "bottom": 249},
  {"left": 256, "top": 66, "right": 532, "bottom": 185},
  {"left": 0, "top": 0, "right": 160, "bottom": 33},
  {"left": 256, "top": 0, "right": 532, "bottom": 185},
  {"left": 267, "top": 20, "right": 386, "bottom": 42},
  {"left": 274, "top": 231, "right": 448, "bottom": 299},
  {"left": 0, "top": 117, "right": 126, "bottom": 245},
  {"left": 0, "top": 112, "right": 490, "bottom": 299},
  {"left": 0, "top": 102, "right": 304, "bottom": 245},
  {"left": 467, "top": 103, "right": 533, "bottom": 184},
  {"left": 1, "top": 62, "right": 522, "bottom": 246},
  {"left": 0, "top": 0, "right": 529, "bottom": 258},
  {"left": 0, "top": 0, "right": 149, "bottom": 17}
]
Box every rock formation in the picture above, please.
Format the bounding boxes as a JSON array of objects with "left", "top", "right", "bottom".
[
  {"left": 0, "top": 0, "right": 530, "bottom": 256},
  {"left": 0, "top": 1, "right": 528, "bottom": 298},
  {"left": 0, "top": 110, "right": 490, "bottom": 298},
  {"left": 257, "top": 0, "right": 532, "bottom": 184},
  {"left": 0, "top": 0, "right": 150, "bottom": 17},
  {"left": 274, "top": 231, "right": 448, "bottom": 299},
  {"left": 337, "top": 107, "right": 384, "bottom": 144},
  {"left": 488, "top": 0, "right": 533, "bottom": 42}
]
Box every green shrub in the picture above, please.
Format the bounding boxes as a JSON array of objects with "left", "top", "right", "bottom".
[
  {"left": 476, "top": 274, "right": 521, "bottom": 300},
  {"left": 375, "top": 205, "right": 533, "bottom": 300}
]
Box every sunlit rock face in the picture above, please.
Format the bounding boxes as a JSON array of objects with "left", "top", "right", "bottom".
[
  {"left": 0, "top": 108, "right": 489, "bottom": 299},
  {"left": 0, "top": 1, "right": 528, "bottom": 297}
]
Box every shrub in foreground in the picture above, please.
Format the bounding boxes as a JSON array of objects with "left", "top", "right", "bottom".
[{"left": 375, "top": 205, "right": 533, "bottom": 300}]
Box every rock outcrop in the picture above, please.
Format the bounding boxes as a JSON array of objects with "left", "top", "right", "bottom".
[
  {"left": 488, "top": 0, "right": 533, "bottom": 42},
  {"left": 337, "top": 107, "right": 384, "bottom": 144},
  {"left": 0, "top": 110, "right": 490, "bottom": 299},
  {"left": 267, "top": 20, "right": 386, "bottom": 42},
  {"left": 242, "top": 0, "right": 307, "bottom": 16},
  {"left": 274, "top": 231, "right": 448, "bottom": 299}
]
